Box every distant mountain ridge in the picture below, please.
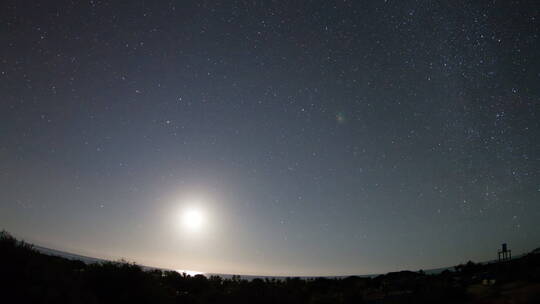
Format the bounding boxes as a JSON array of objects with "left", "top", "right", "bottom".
[
  {"left": 33, "top": 244, "right": 459, "bottom": 279},
  {"left": 34, "top": 245, "right": 106, "bottom": 264},
  {"left": 33, "top": 245, "right": 172, "bottom": 272}
]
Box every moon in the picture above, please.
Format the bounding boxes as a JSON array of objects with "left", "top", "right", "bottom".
[{"left": 182, "top": 208, "right": 205, "bottom": 232}]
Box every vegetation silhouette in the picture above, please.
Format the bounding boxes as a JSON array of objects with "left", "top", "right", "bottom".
[{"left": 1, "top": 231, "right": 539, "bottom": 303}]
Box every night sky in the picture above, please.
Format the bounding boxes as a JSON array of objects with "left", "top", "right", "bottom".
[{"left": 1, "top": 1, "right": 539, "bottom": 276}]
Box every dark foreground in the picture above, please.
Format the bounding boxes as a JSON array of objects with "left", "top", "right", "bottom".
[{"left": 1, "top": 231, "right": 539, "bottom": 304}]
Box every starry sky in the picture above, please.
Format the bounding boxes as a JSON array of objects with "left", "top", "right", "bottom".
[{"left": 1, "top": 1, "right": 539, "bottom": 276}]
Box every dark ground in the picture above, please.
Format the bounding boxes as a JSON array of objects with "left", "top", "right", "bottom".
[{"left": 1, "top": 231, "right": 539, "bottom": 304}]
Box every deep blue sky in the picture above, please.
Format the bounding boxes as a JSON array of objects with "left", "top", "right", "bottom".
[{"left": 1, "top": 0, "right": 539, "bottom": 276}]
